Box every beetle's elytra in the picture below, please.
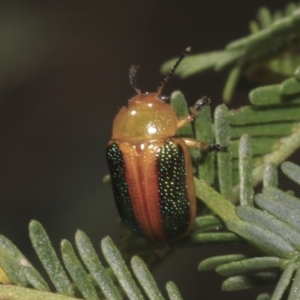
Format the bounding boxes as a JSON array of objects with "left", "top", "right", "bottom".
[{"left": 106, "top": 48, "right": 224, "bottom": 241}]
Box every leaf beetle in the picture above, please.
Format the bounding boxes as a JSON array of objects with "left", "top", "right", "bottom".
[{"left": 106, "top": 48, "right": 225, "bottom": 241}]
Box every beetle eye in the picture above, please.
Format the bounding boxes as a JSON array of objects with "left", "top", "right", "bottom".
[{"left": 158, "top": 94, "right": 169, "bottom": 102}]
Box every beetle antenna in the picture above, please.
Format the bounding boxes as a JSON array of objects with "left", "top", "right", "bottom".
[
  {"left": 157, "top": 47, "right": 191, "bottom": 95},
  {"left": 129, "top": 65, "right": 142, "bottom": 95}
]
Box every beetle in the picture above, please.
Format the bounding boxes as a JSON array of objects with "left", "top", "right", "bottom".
[{"left": 106, "top": 48, "right": 224, "bottom": 241}]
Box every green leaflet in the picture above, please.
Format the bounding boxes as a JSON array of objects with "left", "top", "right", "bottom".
[
  {"left": 198, "top": 160, "right": 300, "bottom": 298},
  {"left": 29, "top": 221, "right": 74, "bottom": 297},
  {"left": 162, "top": 3, "right": 300, "bottom": 102},
  {"left": 0, "top": 223, "right": 185, "bottom": 300}
]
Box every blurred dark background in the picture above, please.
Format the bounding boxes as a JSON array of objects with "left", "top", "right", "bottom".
[{"left": 0, "top": 1, "right": 291, "bottom": 299}]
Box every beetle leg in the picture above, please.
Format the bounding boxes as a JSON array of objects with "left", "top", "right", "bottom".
[
  {"left": 177, "top": 96, "right": 211, "bottom": 129},
  {"left": 207, "top": 143, "right": 227, "bottom": 152},
  {"left": 182, "top": 138, "right": 227, "bottom": 152},
  {"left": 177, "top": 114, "right": 194, "bottom": 129}
]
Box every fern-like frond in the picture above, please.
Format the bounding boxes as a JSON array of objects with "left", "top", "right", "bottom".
[
  {"left": 0, "top": 221, "right": 184, "bottom": 300},
  {"left": 199, "top": 160, "right": 300, "bottom": 299},
  {"left": 161, "top": 2, "right": 300, "bottom": 102}
]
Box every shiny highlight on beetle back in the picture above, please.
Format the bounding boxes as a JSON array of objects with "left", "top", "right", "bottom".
[{"left": 112, "top": 93, "right": 177, "bottom": 142}]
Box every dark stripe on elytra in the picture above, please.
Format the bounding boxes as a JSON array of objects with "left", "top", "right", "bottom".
[
  {"left": 157, "top": 140, "right": 190, "bottom": 240},
  {"left": 106, "top": 143, "right": 145, "bottom": 237}
]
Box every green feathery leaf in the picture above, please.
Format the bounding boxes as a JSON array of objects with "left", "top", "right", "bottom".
[
  {"left": 162, "top": 3, "right": 300, "bottom": 102},
  {"left": 29, "top": 221, "right": 74, "bottom": 297},
  {"left": 199, "top": 160, "right": 300, "bottom": 298},
  {"left": 0, "top": 223, "right": 188, "bottom": 299}
]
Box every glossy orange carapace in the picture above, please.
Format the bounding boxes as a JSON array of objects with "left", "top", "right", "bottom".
[{"left": 106, "top": 48, "right": 220, "bottom": 241}]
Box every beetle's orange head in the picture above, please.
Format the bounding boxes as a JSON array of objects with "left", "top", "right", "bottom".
[
  {"left": 112, "top": 47, "right": 191, "bottom": 142},
  {"left": 112, "top": 93, "right": 177, "bottom": 141}
]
